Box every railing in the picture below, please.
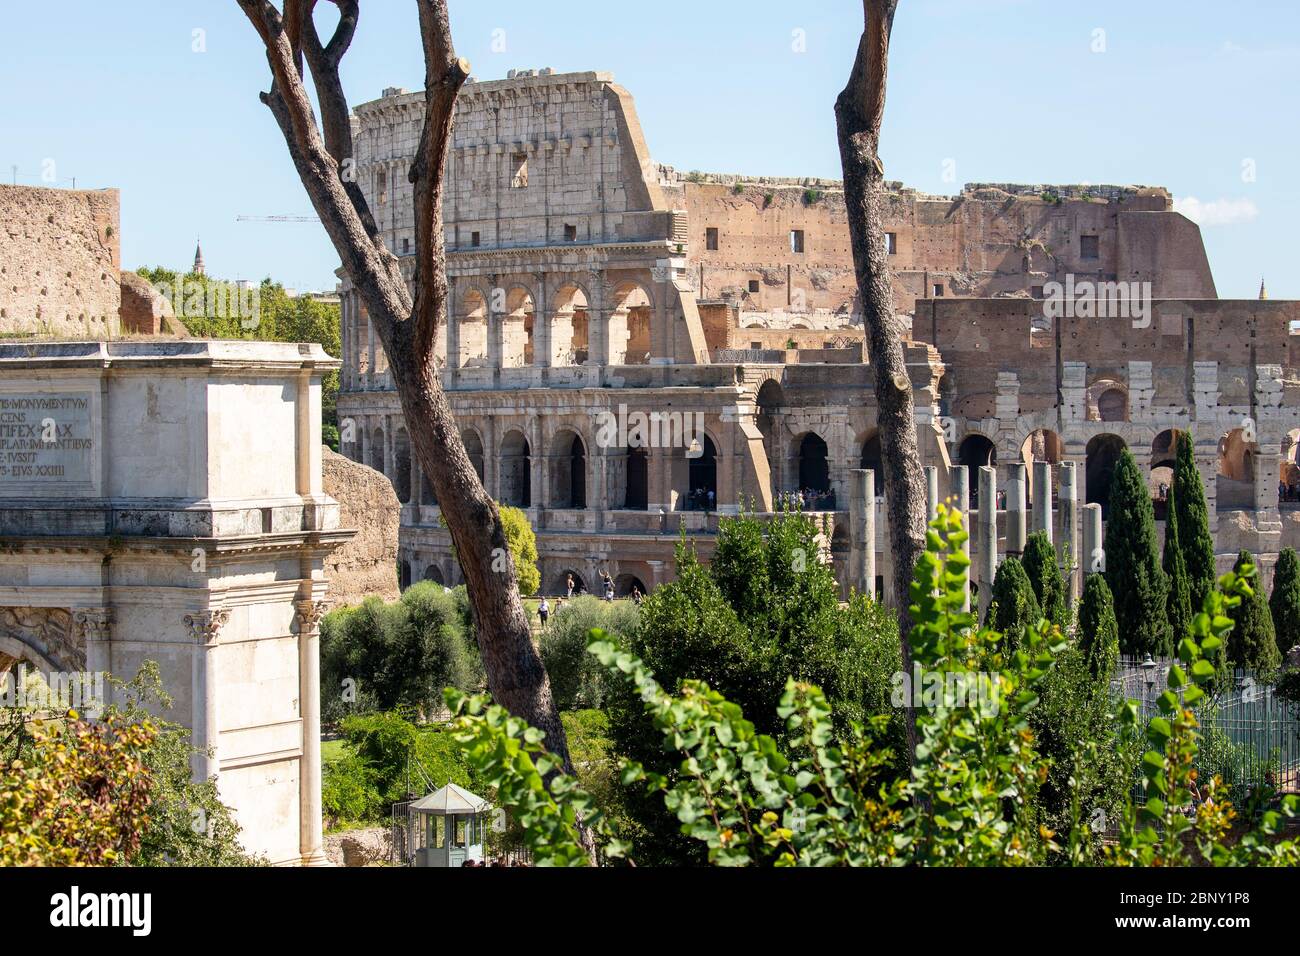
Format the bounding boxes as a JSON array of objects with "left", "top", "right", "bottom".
[{"left": 1112, "top": 658, "right": 1300, "bottom": 802}]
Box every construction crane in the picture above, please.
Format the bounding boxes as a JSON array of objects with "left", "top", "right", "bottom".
[{"left": 236, "top": 214, "right": 321, "bottom": 223}]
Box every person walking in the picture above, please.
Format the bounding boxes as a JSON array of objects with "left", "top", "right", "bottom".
[
  {"left": 565, "top": 573, "right": 575, "bottom": 599},
  {"left": 538, "top": 597, "right": 550, "bottom": 628}
]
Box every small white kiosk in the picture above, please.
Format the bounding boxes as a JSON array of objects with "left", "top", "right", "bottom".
[{"left": 410, "top": 783, "right": 490, "bottom": 867}]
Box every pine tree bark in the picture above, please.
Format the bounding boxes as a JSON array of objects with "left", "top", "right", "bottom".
[
  {"left": 235, "top": 1, "right": 577, "bottom": 796},
  {"left": 835, "top": 0, "right": 927, "bottom": 762}
]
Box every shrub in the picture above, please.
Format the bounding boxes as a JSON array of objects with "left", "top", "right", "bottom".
[
  {"left": 1076, "top": 574, "right": 1119, "bottom": 680},
  {"left": 499, "top": 504, "right": 541, "bottom": 596},
  {"left": 1162, "top": 476, "right": 1194, "bottom": 642},
  {"left": 985, "top": 556, "right": 1040, "bottom": 655},
  {"left": 321, "top": 583, "right": 480, "bottom": 723},
  {"left": 1226, "top": 551, "right": 1280, "bottom": 677},
  {"left": 1104, "top": 450, "right": 1170, "bottom": 656},
  {"left": 540, "top": 596, "right": 640, "bottom": 710},
  {"left": 1269, "top": 547, "right": 1300, "bottom": 660},
  {"left": 1021, "top": 531, "right": 1067, "bottom": 627},
  {"left": 1173, "top": 432, "right": 1216, "bottom": 614}
]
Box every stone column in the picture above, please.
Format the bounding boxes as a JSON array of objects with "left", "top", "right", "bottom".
[
  {"left": 586, "top": 269, "right": 607, "bottom": 373},
  {"left": 296, "top": 600, "right": 329, "bottom": 867},
  {"left": 1060, "top": 462, "right": 1081, "bottom": 604},
  {"left": 184, "top": 609, "right": 230, "bottom": 785},
  {"left": 978, "top": 465, "right": 997, "bottom": 618},
  {"left": 1006, "top": 462, "right": 1027, "bottom": 556},
  {"left": 951, "top": 465, "right": 970, "bottom": 612},
  {"left": 74, "top": 608, "right": 112, "bottom": 713},
  {"left": 924, "top": 465, "right": 939, "bottom": 523},
  {"left": 1032, "top": 461, "right": 1053, "bottom": 543},
  {"left": 851, "top": 469, "right": 876, "bottom": 599},
  {"left": 445, "top": 279, "right": 460, "bottom": 387},
  {"left": 1083, "top": 502, "right": 1104, "bottom": 578}
]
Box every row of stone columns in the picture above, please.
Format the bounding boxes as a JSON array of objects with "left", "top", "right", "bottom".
[{"left": 855, "top": 460, "right": 1089, "bottom": 618}]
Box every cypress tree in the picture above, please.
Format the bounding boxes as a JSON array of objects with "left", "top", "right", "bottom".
[
  {"left": 1173, "top": 431, "right": 1216, "bottom": 614},
  {"left": 1226, "top": 551, "right": 1281, "bottom": 676},
  {"left": 1076, "top": 573, "right": 1119, "bottom": 680},
  {"left": 985, "top": 557, "right": 1040, "bottom": 656},
  {"left": 1162, "top": 478, "right": 1193, "bottom": 643},
  {"left": 1104, "top": 449, "right": 1170, "bottom": 657},
  {"left": 1021, "top": 530, "right": 1067, "bottom": 627},
  {"left": 1270, "top": 547, "right": 1300, "bottom": 661}
]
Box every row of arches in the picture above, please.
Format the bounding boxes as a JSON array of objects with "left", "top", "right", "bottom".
[
  {"left": 453, "top": 279, "right": 654, "bottom": 370},
  {"left": 360, "top": 423, "right": 719, "bottom": 512}
]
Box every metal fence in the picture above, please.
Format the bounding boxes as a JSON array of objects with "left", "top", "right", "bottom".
[{"left": 1111, "top": 657, "right": 1300, "bottom": 801}]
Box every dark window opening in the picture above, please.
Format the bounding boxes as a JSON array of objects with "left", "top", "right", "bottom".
[
  {"left": 706, "top": 227, "right": 719, "bottom": 251},
  {"left": 1081, "top": 235, "right": 1100, "bottom": 259},
  {"left": 790, "top": 230, "right": 805, "bottom": 254}
]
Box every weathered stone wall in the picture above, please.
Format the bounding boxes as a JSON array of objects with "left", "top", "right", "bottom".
[
  {"left": 321, "top": 445, "right": 400, "bottom": 607},
  {"left": 0, "top": 185, "right": 121, "bottom": 336},
  {"left": 119, "top": 270, "right": 185, "bottom": 336}
]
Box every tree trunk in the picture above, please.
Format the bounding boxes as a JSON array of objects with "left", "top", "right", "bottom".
[
  {"left": 234, "top": 1, "right": 580, "bottom": 812},
  {"left": 835, "top": 0, "right": 927, "bottom": 764}
]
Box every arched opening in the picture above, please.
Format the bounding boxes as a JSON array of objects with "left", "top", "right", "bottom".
[
  {"left": 550, "top": 431, "right": 587, "bottom": 509},
  {"left": 625, "top": 446, "right": 649, "bottom": 511},
  {"left": 1097, "top": 388, "right": 1127, "bottom": 423},
  {"left": 462, "top": 429, "right": 485, "bottom": 484},
  {"left": 611, "top": 282, "right": 653, "bottom": 366},
  {"left": 1086, "top": 434, "right": 1127, "bottom": 518},
  {"left": 500, "top": 431, "right": 532, "bottom": 508},
  {"left": 613, "top": 573, "right": 648, "bottom": 598},
  {"left": 757, "top": 380, "right": 784, "bottom": 494},
  {"left": 423, "top": 564, "right": 445, "bottom": 585},
  {"left": 686, "top": 435, "right": 717, "bottom": 511},
  {"left": 502, "top": 286, "right": 536, "bottom": 368},
  {"left": 859, "top": 432, "right": 883, "bottom": 474},
  {"left": 1282, "top": 429, "right": 1300, "bottom": 504},
  {"left": 399, "top": 560, "right": 412, "bottom": 591},
  {"left": 550, "top": 284, "right": 589, "bottom": 366},
  {"left": 798, "top": 433, "right": 831, "bottom": 495},
  {"left": 958, "top": 434, "right": 997, "bottom": 508},
  {"left": 1217, "top": 427, "right": 1256, "bottom": 510},
  {"left": 458, "top": 287, "right": 488, "bottom": 368},
  {"left": 369, "top": 426, "right": 386, "bottom": 476},
  {"left": 1149, "top": 429, "right": 1182, "bottom": 520},
  {"left": 555, "top": 570, "right": 587, "bottom": 596},
  {"left": 1019, "top": 429, "right": 1062, "bottom": 509},
  {"left": 393, "top": 429, "right": 412, "bottom": 504}
]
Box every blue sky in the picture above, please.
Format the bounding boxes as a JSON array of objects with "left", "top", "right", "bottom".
[{"left": 1, "top": 1, "right": 1295, "bottom": 297}]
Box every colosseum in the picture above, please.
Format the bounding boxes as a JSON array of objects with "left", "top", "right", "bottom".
[{"left": 335, "top": 68, "right": 1300, "bottom": 606}]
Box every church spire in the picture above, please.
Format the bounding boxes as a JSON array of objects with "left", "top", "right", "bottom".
[
  {"left": 1259, "top": 276, "right": 1268, "bottom": 300},
  {"left": 193, "top": 239, "right": 205, "bottom": 277}
]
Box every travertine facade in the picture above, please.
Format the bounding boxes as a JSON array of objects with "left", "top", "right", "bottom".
[{"left": 337, "top": 70, "right": 1300, "bottom": 602}]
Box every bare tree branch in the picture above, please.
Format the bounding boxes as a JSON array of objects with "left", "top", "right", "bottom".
[
  {"left": 235, "top": 2, "right": 581, "bottom": 838},
  {"left": 836, "top": 0, "right": 927, "bottom": 768}
]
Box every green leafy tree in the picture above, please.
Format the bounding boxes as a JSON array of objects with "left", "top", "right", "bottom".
[
  {"left": 445, "top": 512, "right": 1300, "bottom": 868},
  {"left": 1173, "top": 432, "right": 1216, "bottom": 614},
  {"left": 1225, "top": 552, "right": 1281, "bottom": 676},
  {"left": 1162, "top": 478, "right": 1194, "bottom": 646},
  {"left": 1021, "top": 531, "right": 1067, "bottom": 627},
  {"left": 1269, "top": 547, "right": 1300, "bottom": 661},
  {"left": 1104, "top": 450, "right": 1170, "bottom": 657},
  {"left": 1076, "top": 574, "right": 1119, "bottom": 680},
  {"left": 320, "top": 582, "right": 480, "bottom": 723},
  {"left": 498, "top": 504, "right": 541, "bottom": 597},
  {"left": 985, "top": 556, "right": 1040, "bottom": 655}
]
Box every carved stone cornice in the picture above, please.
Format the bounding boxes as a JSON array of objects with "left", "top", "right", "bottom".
[{"left": 183, "top": 609, "right": 230, "bottom": 646}]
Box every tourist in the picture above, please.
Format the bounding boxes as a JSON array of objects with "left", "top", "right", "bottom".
[
  {"left": 538, "top": 596, "right": 549, "bottom": 627},
  {"left": 565, "top": 573, "right": 575, "bottom": 599},
  {"left": 706, "top": 488, "right": 715, "bottom": 511},
  {"left": 631, "top": 585, "right": 643, "bottom": 605}
]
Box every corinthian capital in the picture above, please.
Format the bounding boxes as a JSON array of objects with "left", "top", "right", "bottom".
[
  {"left": 184, "top": 609, "right": 231, "bottom": 645},
  {"left": 295, "top": 600, "right": 329, "bottom": 635},
  {"left": 73, "top": 608, "right": 113, "bottom": 643}
]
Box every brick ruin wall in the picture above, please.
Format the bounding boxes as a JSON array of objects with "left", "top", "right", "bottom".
[{"left": 0, "top": 185, "right": 122, "bottom": 337}]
